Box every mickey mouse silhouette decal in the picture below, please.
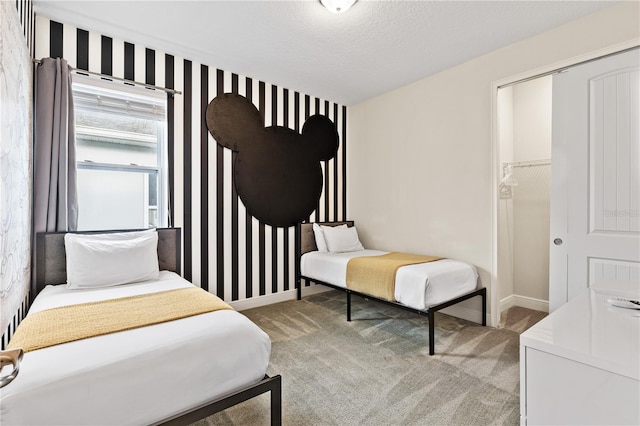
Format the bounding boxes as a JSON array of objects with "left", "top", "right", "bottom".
[{"left": 206, "top": 93, "right": 339, "bottom": 227}]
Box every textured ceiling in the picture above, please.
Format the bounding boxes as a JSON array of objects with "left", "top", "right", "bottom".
[{"left": 34, "top": 1, "right": 619, "bottom": 105}]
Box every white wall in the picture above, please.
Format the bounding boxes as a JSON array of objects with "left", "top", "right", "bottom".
[
  {"left": 347, "top": 2, "right": 640, "bottom": 321},
  {"left": 513, "top": 78, "right": 552, "bottom": 162}
]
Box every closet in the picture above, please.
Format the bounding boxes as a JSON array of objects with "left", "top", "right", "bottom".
[{"left": 497, "top": 76, "right": 552, "bottom": 314}]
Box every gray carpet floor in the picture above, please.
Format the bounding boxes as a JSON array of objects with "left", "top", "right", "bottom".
[{"left": 193, "top": 290, "right": 546, "bottom": 426}]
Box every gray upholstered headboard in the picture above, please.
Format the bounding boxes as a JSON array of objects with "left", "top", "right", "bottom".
[
  {"left": 299, "top": 221, "right": 354, "bottom": 256},
  {"left": 35, "top": 228, "right": 182, "bottom": 297}
]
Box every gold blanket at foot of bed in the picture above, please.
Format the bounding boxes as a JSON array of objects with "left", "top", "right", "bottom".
[
  {"left": 346, "top": 252, "right": 443, "bottom": 302},
  {"left": 7, "top": 287, "right": 232, "bottom": 353}
]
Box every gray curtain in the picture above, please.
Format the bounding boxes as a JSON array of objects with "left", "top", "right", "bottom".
[{"left": 33, "top": 57, "right": 78, "bottom": 233}]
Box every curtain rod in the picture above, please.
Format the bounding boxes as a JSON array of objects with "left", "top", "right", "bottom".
[{"left": 32, "top": 58, "right": 182, "bottom": 96}]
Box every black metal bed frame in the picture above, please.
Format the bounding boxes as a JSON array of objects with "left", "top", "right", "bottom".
[
  {"left": 157, "top": 374, "right": 282, "bottom": 426},
  {"left": 294, "top": 222, "right": 487, "bottom": 356},
  {"left": 35, "top": 228, "right": 282, "bottom": 426}
]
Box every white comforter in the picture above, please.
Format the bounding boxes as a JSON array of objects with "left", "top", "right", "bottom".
[
  {"left": 0, "top": 271, "right": 271, "bottom": 425},
  {"left": 301, "top": 250, "right": 478, "bottom": 310}
]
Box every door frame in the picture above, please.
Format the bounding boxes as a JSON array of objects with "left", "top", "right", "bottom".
[{"left": 489, "top": 40, "right": 639, "bottom": 327}]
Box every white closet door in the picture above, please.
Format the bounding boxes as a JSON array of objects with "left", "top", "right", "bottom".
[{"left": 550, "top": 49, "right": 640, "bottom": 312}]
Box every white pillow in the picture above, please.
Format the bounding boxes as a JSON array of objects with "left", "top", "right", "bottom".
[
  {"left": 65, "top": 230, "right": 160, "bottom": 289},
  {"left": 312, "top": 223, "right": 347, "bottom": 252},
  {"left": 323, "top": 225, "right": 364, "bottom": 253},
  {"left": 66, "top": 229, "right": 155, "bottom": 242},
  {"left": 312, "top": 223, "right": 328, "bottom": 252}
]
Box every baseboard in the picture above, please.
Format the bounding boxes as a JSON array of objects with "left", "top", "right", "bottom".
[
  {"left": 500, "top": 294, "right": 549, "bottom": 313},
  {"left": 228, "top": 284, "right": 332, "bottom": 312}
]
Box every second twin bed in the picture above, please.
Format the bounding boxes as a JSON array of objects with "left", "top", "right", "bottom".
[{"left": 296, "top": 221, "right": 487, "bottom": 355}]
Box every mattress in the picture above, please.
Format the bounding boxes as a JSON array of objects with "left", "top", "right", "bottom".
[
  {"left": 0, "top": 271, "right": 271, "bottom": 425},
  {"left": 301, "top": 250, "right": 478, "bottom": 310}
]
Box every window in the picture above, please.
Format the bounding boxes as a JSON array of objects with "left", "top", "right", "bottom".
[{"left": 72, "top": 76, "right": 168, "bottom": 231}]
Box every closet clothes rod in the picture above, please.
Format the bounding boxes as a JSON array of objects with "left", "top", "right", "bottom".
[
  {"left": 504, "top": 159, "right": 551, "bottom": 168},
  {"left": 32, "top": 58, "right": 182, "bottom": 96}
]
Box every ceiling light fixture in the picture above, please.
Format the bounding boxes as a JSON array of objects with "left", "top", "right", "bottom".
[{"left": 320, "top": 0, "right": 358, "bottom": 14}]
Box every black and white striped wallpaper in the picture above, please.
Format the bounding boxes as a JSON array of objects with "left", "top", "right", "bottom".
[
  {"left": 16, "top": 0, "right": 35, "bottom": 57},
  {"left": 34, "top": 16, "right": 348, "bottom": 304},
  {"left": 1, "top": 300, "right": 29, "bottom": 350}
]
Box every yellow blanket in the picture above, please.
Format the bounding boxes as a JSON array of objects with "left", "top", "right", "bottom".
[
  {"left": 346, "top": 252, "right": 443, "bottom": 302},
  {"left": 7, "top": 287, "right": 233, "bottom": 353}
]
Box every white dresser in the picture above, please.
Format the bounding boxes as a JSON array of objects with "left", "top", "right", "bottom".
[{"left": 519, "top": 283, "right": 640, "bottom": 425}]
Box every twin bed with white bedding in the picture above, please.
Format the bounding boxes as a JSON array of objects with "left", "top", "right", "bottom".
[
  {"left": 0, "top": 228, "right": 281, "bottom": 426},
  {"left": 301, "top": 250, "right": 478, "bottom": 311},
  {"left": 296, "top": 221, "right": 486, "bottom": 355}
]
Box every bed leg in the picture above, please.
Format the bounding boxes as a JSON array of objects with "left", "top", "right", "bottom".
[
  {"left": 271, "top": 375, "right": 282, "bottom": 426},
  {"left": 428, "top": 310, "right": 435, "bottom": 356},
  {"left": 347, "top": 291, "right": 352, "bottom": 322},
  {"left": 481, "top": 288, "right": 487, "bottom": 326}
]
